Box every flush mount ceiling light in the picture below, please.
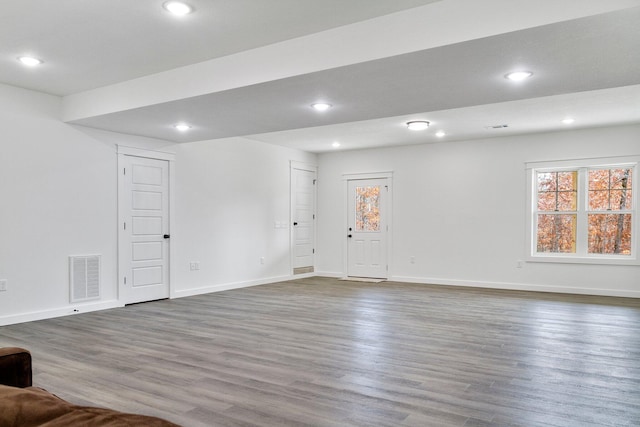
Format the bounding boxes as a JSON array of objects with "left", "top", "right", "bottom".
[
  {"left": 332, "top": 141, "right": 341, "bottom": 148},
  {"left": 311, "top": 103, "right": 332, "bottom": 112},
  {"left": 163, "top": 1, "right": 193, "bottom": 15},
  {"left": 435, "top": 131, "right": 446, "bottom": 137},
  {"left": 174, "top": 123, "right": 191, "bottom": 131},
  {"left": 17, "top": 56, "right": 43, "bottom": 66},
  {"left": 562, "top": 118, "right": 576, "bottom": 124},
  {"left": 505, "top": 71, "right": 533, "bottom": 82},
  {"left": 406, "top": 121, "right": 430, "bottom": 131}
]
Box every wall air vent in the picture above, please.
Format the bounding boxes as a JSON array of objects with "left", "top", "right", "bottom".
[{"left": 69, "top": 255, "right": 101, "bottom": 303}]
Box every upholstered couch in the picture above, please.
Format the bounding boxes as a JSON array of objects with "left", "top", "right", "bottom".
[{"left": 0, "top": 347, "right": 180, "bottom": 426}]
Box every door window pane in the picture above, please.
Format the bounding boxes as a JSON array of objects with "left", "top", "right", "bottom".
[
  {"left": 588, "top": 214, "right": 632, "bottom": 255},
  {"left": 355, "top": 186, "right": 380, "bottom": 232},
  {"left": 536, "top": 214, "right": 576, "bottom": 253}
]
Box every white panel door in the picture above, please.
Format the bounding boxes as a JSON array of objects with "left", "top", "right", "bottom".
[
  {"left": 347, "top": 178, "right": 388, "bottom": 278},
  {"left": 292, "top": 168, "right": 316, "bottom": 271},
  {"left": 119, "top": 155, "right": 170, "bottom": 304}
]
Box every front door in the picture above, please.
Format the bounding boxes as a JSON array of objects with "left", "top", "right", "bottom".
[
  {"left": 347, "top": 178, "right": 388, "bottom": 278},
  {"left": 119, "top": 155, "right": 170, "bottom": 304}
]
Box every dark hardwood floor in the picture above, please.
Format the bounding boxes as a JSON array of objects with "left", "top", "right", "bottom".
[{"left": 1, "top": 277, "right": 639, "bottom": 426}]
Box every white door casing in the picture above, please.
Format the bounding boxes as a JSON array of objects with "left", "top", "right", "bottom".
[
  {"left": 118, "top": 154, "right": 171, "bottom": 304},
  {"left": 346, "top": 177, "right": 390, "bottom": 278},
  {"left": 291, "top": 163, "right": 316, "bottom": 273}
]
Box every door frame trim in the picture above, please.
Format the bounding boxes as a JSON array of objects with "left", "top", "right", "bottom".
[
  {"left": 117, "top": 145, "right": 176, "bottom": 302},
  {"left": 342, "top": 172, "right": 393, "bottom": 279},
  {"left": 290, "top": 161, "right": 317, "bottom": 275}
]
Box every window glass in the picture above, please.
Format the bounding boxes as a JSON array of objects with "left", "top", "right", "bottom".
[
  {"left": 537, "top": 171, "right": 577, "bottom": 211},
  {"left": 588, "top": 214, "right": 632, "bottom": 255},
  {"left": 355, "top": 186, "right": 380, "bottom": 232},
  {"left": 537, "top": 214, "right": 576, "bottom": 253},
  {"left": 588, "top": 168, "right": 632, "bottom": 211}
]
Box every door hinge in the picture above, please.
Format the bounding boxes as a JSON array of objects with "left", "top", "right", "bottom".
[
  {"left": 313, "top": 179, "right": 317, "bottom": 185},
  {"left": 313, "top": 214, "right": 315, "bottom": 220},
  {"left": 123, "top": 167, "right": 126, "bottom": 175},
  {"left": 313, "top": 248, "right": 315, "bottom": 254},
  {"left": 124, "top": 276, "right": 127, "bottom": 285},
  {"left": 123, "top": 222, "right": 126, "bottom": 230}
]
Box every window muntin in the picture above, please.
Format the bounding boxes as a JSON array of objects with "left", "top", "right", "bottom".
[{"left": 530, "top": 161, "right": 636, "bottom": 263}]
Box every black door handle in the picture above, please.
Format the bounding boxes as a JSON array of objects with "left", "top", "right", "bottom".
[
  {"left": 293, "top": 222, "right": 298, "bottom": 226},
  {"left": 347, "top": 234, "right": 352, "bottom": 238},
  {"left": 163, "top": 234, "right": 170, "bottom": 239}
]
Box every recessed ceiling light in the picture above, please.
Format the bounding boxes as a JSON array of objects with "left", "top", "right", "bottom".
[
  {"left": 435, "top": 131, "right": 446, "bottom": 137},
  {"left": 505, "top": 71, "right": 533, "bottom": 82},
  {"left": 406, "top": 121, "right": 430, "bottom": 131},
  {"left": 174, "top": 123, "right": 191, "bottom": 131},
  {"left": 17, "top": 56, "right": 43, "bottom": 66},
  {"left": 562, "top": 118, "right": 576, "bottom": 124},
  {"left": 311, "top": 103, "right": 332, "bottom": 112},
  {"left": 163, "top": 1, "right": 193, "bottom": 15},
  {"left": 332, "top": 141, "right": 341, "bottom": 148}
]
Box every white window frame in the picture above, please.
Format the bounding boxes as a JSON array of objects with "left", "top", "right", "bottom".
[{"left": 526, "top": 155, "right": 639, "bottom": 265}]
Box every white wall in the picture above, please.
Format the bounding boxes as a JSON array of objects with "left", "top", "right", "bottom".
[
  {"left": 0, "top": 83, "right": 317, "bottom": 325},
  {"left": 0, "top": 84, "right": 120, "bottom": 324},
  {"left": 316, "top": 124, "right": 640, "bottom": 297},
  {"left": 173, "top": 137, "right": 316, "bottom": 297}
]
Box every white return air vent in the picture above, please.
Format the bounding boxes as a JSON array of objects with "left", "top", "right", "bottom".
[{"left": 69, "top": 255, "right": 101, "bottom": 303}]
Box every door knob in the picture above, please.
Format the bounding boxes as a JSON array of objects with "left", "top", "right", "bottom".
[
  {"left": 163, "top": 234, "right": 170, "bottom": 239},
  {"left": 293, "top": 222, "right": 298, "bottom": 226},
  {"left": 347, "top": 234, "right": 352, "bottom": 238}
]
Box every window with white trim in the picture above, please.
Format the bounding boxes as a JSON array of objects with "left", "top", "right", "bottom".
[{"left": 526, "top": 157, "right": 638, "bottom": 265}]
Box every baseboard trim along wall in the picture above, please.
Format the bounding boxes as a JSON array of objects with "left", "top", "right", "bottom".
[
  {"left": 0, "top": 300, "right": 122, "bottom": 327},
  {"left": 172, "top": 273, "right": 308, "bottom": 299},
  {"left": 389, "top": 275, "right": 640, "bottom": 299}
]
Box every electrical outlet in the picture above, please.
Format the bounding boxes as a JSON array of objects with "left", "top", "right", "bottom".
[
  {"left": 260, "top": 257, "right": 265, "bottom": 265},
  {"left": 410, "top": 256, "right": 415, "bottom": 264},
  {"left": 516, "top": 260, "right": 524, "bottom": 268},
  {"left": 189, "top": 262, "right": 200, "bottom": 271},
  {"left": 0, "top": 279, "right": 7, "bottom": 292}
]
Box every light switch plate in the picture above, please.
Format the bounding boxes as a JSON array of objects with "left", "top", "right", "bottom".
[{"left": 0, "top": 279, "right": 7, "bottom": 291}]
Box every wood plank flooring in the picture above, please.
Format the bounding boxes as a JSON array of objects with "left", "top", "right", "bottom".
[{"left": 1, "top": 277, "right": 639, "bottom": 426}]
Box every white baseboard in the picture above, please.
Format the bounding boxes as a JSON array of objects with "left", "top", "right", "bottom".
[
  {"left": 0, "top": 300, "right": 122, "bottom": 327},
  {"left": 390, "top": 275, "right": 640, "bottom": 298},
  {"left": 173, "top": 274, "right": 295, "bottom": 299},
  {"left": 314, "top": 271, "right": 344, "bottom": 278}
]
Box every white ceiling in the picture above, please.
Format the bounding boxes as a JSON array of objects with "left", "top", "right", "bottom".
[{"left": 2, "top": 0, "right": 640, "bottom": 152}]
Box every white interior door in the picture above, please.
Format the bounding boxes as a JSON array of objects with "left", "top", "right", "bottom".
[
  {"left": 292, "top": 167, "right": 316, "bottom": 273},
  {"left": 119, "top": 155, "right": 170, "bottom": 304},
  {"left": 347, "top": 178, "right": 388, "bottom": 278}
]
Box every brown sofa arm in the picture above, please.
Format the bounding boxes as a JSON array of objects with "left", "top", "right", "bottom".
[{"left": 0, "top": 347, "right": 32, "bottom": 388}]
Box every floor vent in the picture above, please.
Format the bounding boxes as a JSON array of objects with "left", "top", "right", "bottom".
[{"left": 69, "top": 255, "right": 101, "bottom": 303}]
